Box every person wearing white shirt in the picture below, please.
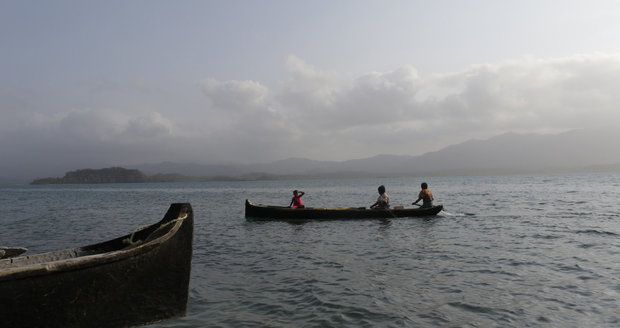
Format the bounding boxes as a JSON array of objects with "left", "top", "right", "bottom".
[{"left": 370, "top": 185, "right": 390, "bottom": 209}]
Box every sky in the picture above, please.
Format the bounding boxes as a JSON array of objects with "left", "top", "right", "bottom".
[{"left": 2, "top": 0, "right": 620, "bottom": 179}]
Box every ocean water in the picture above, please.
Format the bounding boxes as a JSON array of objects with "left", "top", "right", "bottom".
[{"left": 1, "top": 173, "right": 619, "bottom": 327}]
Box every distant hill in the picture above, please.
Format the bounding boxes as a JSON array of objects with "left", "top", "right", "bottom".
[
  {"left": 30, "top": 167, "right": 303, "bottom": 184},
  {"left": 32, "top": 167, "right": 148, "bottom": 184},
  {"left": 128, "top": 158, "right": 339, "bottom": 177},
  {"left": 132, "top": 161, "right": 246, "bottom": 177},
  {"left": 129, "top": 127, "right": 620, "bottom": 178},
  {"left": 29, "top": 127, "right": 620, "bottom": 184}
]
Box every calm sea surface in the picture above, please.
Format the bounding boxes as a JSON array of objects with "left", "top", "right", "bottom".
[{"left": 1, "top": 173, "right": 619, "bottom": 327}]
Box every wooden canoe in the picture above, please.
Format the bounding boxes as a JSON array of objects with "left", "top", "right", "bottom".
[
  {"left": 0, "top": 203, "right": 193, "bottom": 328},
  {"left": 245, "top": 199, "right": 443, "bottom": 220},
  {"left": 0, "top": 247, "right": 27, "bottom": 259}
]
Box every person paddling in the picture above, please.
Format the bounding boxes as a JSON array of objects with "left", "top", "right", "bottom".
[
  {"left": 370, "top": 185, "right": 390, "bottom": 209},
  {"left": 412, "top": 182, "right": 434, "bottom": 208},
  {"left": 289, "top": 190, "right": 305, "bottom": 208}
]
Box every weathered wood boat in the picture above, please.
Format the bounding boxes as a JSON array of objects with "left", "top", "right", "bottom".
[
  {"left": 0, "top": 203, "right": 193, "bottom": 328},
  {"left": 0, "top": 247, "right": 27, "bottom": 259},
  {"left": 245, "top": 199, "right": 443, "bottom": 220}
]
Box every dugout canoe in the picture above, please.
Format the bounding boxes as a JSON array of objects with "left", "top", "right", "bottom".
[
  {"left": 0, "top": 203, "right": 193, "bottom": 328},
  {"left": 0, "top": 247, "right": 27, "bottom": 259},
  {"left": 245, "top": 199, "right": 443, "bottom": 220}
]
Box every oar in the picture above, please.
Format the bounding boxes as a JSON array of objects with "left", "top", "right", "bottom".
[{"left": 411, "top": 203, "right": 421, "bottom": 207}]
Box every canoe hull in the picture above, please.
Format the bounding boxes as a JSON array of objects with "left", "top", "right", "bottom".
[
  {"left": 0, "top": 203, "right": 193, "bottom": 328},
  {"left": 0, "top": 247, "right": 27, "bottom": 259},
  {"left": 245, "top": 199, "right": 443, "bottom": 220}
]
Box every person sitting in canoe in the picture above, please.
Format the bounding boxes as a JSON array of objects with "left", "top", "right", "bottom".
[
  {"left": 370, "top": 185, "right": 390, "bottom": 209},
  {"left": 412, "top": 182, "right": 434, "bottom": 208},
  {"left": 288, "top": 190, "right": 305, "bottom": 208}
]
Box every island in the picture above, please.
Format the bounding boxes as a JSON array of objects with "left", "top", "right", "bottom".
[
  {"left": 30, "top": 167, "right": 293, "bottom": 184},
  {"left": 31, "top": 167, "right": 148, "bottom": 184}
]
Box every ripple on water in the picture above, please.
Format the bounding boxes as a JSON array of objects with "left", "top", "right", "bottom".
[
  {"left": 577, "top": 243, "right": 598, "bottom": 249},
  {"left": 531, "top": 233, "right": 562, "bottom": 240},
  {"left": 574, "top": 229, "right": 619, "bottom": 236},
  {"left": 433, "top": 302, "right": 519, "bottom": 326},
  {"left": 2, "top": 175, "right": 620, "bottom": 328}
]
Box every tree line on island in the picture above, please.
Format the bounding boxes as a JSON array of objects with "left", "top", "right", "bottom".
[
  {"left": 30, "top": 167, "right": 287, "bottom": 185},
  {"left": 32, "top": 167, "right": 147, "bottom": 184}
]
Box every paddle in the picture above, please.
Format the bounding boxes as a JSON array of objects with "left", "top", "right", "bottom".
[{"left": 411, "top": 203, "right": 421, "bottom": 207}]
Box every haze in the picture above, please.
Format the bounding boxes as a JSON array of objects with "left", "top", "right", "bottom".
[{"left": 2, "top": 0, "right": 620, "bottom": 180}]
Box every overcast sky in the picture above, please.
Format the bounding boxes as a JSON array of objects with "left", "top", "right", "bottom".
[{"left": 2, "top": 0, "right": 620, "bottom": 178}]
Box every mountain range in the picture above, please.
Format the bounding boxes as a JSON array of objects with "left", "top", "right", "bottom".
[{"left": 129, "top": 127, "right": 620, "bottom": 178}]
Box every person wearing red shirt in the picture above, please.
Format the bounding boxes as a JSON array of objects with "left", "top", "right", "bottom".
[{"left": 289, "top": 190, "right": 305, "bottom": 208}]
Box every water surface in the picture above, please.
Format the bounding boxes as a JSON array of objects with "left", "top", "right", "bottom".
[{"left": 1, "top": 174, "right": 618, "bottom": 327}]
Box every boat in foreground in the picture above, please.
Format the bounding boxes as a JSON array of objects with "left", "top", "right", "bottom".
[
  {"left": 0, "top": 247, "right": 27, "bottom": 259},
  {"left": 245, "top": 199, "right": 443, "bottom": 220},
  {"left": 0, "top": 203, "right": 193, "bottom": 328}
]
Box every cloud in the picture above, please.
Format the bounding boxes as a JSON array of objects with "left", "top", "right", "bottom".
[
  {"left": 44, "top": 109, "right": 175, "bottom": 143},
  {"left": 123, "top": 112, "right": 174, "bottom": 140},
  {"left": 427, "top": 54, "right": 620, "bottom": 132},
  {"left": 200, "top": 78, "right": 269, "bottom": 112},
  {"left": 57, "top": 109, "right": 126, "bottom": 142},
  {"left": 331, "top": 65, "right": 422, "bottom": 127},
  {"left": 193, "top": 53, "right": 620, "bottom": 160},
  {"left": 198, "top": 77, "right": 299, "bottom": 162},
  {"left": 2, "top": 53, "right": 620, "bottom": 178},
  {"left": 286, "top": 54, "right": 620, "bottom": 134},
  {"left": 0, "top": 108, "right": 182, "bottom": 178}
]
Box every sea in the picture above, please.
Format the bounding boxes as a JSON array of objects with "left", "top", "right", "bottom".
[{"left": 1, "top": 173, "right": 619, "bottom": 327}]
